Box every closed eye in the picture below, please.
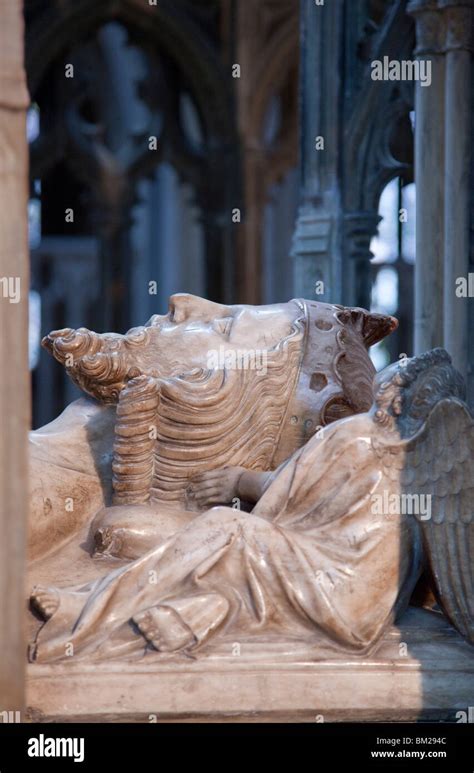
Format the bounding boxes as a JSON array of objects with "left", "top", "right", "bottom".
[
  {"left": 168, "top": 302, "right": 184, "bottom": 323},
  {"left": 212, "top": 317, "right": 233, "bottom": 338}
]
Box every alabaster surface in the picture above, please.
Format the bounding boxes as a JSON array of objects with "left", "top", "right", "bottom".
[{"left": 27, "top": 295, "right": 473, "bottom": 677}]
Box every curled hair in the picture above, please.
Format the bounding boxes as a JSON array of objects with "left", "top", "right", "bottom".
[
  {"left": 43, "top": 326, "right": 154, "bottom": 403},
  {"left": 373, "top": 348, "right": 466, "bottom": 436}
]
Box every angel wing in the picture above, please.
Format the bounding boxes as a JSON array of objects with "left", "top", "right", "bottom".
[{"left": 375, "top": 398, "right": 473, "bottom": 643}]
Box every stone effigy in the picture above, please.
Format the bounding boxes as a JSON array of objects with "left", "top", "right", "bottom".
[
  {"left": 27, "top": 295, "right": 473, "bottom": 669},
  {"left": 29, "top": 294, "right": 392, "bottom": 559}
]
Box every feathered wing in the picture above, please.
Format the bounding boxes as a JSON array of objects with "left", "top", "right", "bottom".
[{"left": 397, "top": 399, "right": 473, "bottom": 643}]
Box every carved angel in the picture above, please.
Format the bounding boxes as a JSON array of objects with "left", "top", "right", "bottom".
[{"left": 29, "top": 348, "right": 473, "bottom": 662}]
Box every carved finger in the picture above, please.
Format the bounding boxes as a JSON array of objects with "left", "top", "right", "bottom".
[
  {"left": 194, "top": 488, "right": 226, "bottom": 505},
  {"left": 190, "top": 470, "right": 226, "bottom": 483},
  {"left": 191, "top": 481, "right": 226, "bottom": 494}
]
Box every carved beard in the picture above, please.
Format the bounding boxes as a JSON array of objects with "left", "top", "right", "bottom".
[
  {"left": 112, "top": 321, "right": 305, "bottom": 508},
  {"left": 41, "top": 326, "right": 156, "bottom": 403}
]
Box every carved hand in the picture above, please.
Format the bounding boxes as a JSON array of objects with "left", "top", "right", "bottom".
[{"left": 187, "top": 467, "right": 272, "bottom": 508}]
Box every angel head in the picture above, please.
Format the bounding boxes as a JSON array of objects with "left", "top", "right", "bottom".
[{"left": 372, "top": 348, "right": 466, "bottom": 437}]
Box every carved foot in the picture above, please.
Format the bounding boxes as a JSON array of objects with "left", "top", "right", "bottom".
[
  {"left": 30, "top": 585, "right": 60, "bottom": 620},
  {"left": 133, "top": 606, "right": 196, "bottom": 652}
]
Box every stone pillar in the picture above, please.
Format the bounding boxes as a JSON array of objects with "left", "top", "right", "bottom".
[
  {"left": 408, "top": 0, "right": 446, "bottom": 353},
  {"left": 0, "top": 0, "right": 30, "bottom": 715},
  {"left": 343, "top": 212, "right": 382, "bottom": 310},
  {"left": 409, "top": 0, "right": 473, "bottom": 382},
  {"left": 292, "top": 0, "right": 344, "bottom": 303},
  {"left": 441, "top": 0, "right": 473, "bottom": 380}
]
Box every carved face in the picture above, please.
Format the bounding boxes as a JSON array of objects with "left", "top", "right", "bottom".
[
  {"left": 43, "top": 292, "right": 396, "bottom": 418},
  {"left": 371, "top": 348, "right": 465, "bottom": 437},
  {"left": 43, "top": 294, "right": 397, "bottom": 482},
  {"left": 146, "top": 294, "right": 297, "bottom": 358},
  {"left": 42, "top": 294, "right": 302, "bottom": 401}
]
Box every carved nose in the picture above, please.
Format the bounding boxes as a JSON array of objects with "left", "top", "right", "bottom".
[{"left": 169, "top": 293, "right": 229, "bottom": 324}]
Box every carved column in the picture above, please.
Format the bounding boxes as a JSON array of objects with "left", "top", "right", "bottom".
[
  {"left": 291, "top": 0, "right": 344, "bottom": 303},
  {"left": 343, "top": 212, "right": 382, "bottom": 311},
  {"left": 441, "top": 0, "right": 473, "bottom": 381},
  {"left": 409, "top": 0, "right": 473, "bottom": 383},
  {"left": 408, "top": 0, "right": 446, "bottom": 353},
  {"left": 0, "top": 0, "right": 29, "bottom": 714}
]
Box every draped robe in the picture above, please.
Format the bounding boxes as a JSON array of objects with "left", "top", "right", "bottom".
[{"left": 31, "top": 415, "right": 422, "bottom": 662}]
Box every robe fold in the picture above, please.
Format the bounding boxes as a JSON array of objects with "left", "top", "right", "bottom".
[{"left": 32, "top": 415, "right": 422, "bottom": 662}]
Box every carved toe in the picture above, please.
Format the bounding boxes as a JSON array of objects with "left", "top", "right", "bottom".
[{"left": 30, "top": 586, "right": 60, "bottom": 620}]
